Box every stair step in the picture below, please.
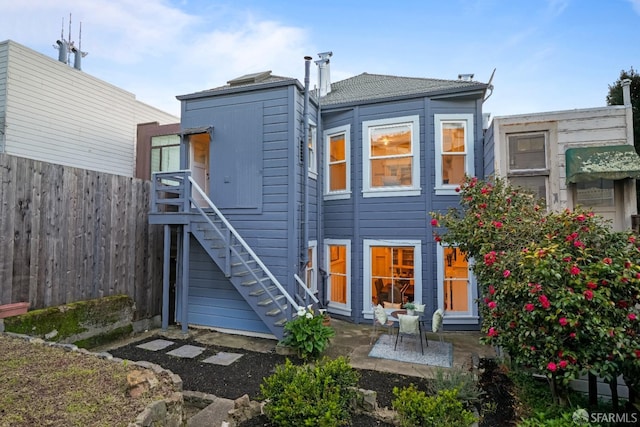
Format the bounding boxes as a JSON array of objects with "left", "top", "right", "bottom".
[
  {"left": 234, "top": 268, "right": 262, "bottom": 277},
  {"left": 259, "top": 294, "right": 286, "bottom": 307},
  {"left": 242, "top": 277, "right": 270, "bottom": 286},
  {"left": 249, "top": 285, "right": 277, "bottom": 297},
  {"left": 266, "top": 306, "right": 288, "bottom": 317},
  {"left": 274, "top": 318, "right": 287, "bottom": 327},
  {"left": 231, "top": 260, "right": 257, "bottom": 269}
]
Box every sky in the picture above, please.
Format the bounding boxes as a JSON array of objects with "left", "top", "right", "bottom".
[{"left": 1, "top": 0, "right": 639, "bottom": 119}]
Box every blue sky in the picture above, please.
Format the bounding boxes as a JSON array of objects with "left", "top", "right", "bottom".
[{"left": 1, "top": 0, "right": 639, "bottom": 119}]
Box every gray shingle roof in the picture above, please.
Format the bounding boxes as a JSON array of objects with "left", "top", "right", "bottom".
[
  {"left": 320, "top": 72, "right": 487, "bottom": 107},
  {"left": 177, "top": 72, "right": 298, "bottom": 100}
]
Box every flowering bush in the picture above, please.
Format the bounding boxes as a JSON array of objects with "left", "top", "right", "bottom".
[
  {"left": 281, "top": 305, "right": 335, "bottom": 360},
  {"left": 431, "top": 176, "right": 640, "bottom": 404}
]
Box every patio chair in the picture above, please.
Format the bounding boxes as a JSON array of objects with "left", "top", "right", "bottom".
[
  {"left": 394, "top": 314, "right": 423, "bottom": 354},
  {"left": 371, "top": 304, "right": 395, "bottom": 345}
]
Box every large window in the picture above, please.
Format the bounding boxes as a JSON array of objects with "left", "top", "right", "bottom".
[
  {"left": 324, "top": 125, "right": 351, "bottom": 199},
  {"left": 506, "top": 132, "right": 548, "bottom": 202},
  {"left": 325, "top": 239, "right": 351, "bottom": 316},
  {"left": 434, "top": 114, "right": 474, "bottom": 194},
  {"left": 437, "top": 245, "right": 478, "bottom": 323},
  {"left": 151, "top": 134, "right": 180, "bottom": 173},
  {"left": 363, "top": 239, "right": 422, "bottom": 317},
  {"left": 362, "top": 116, "right": 420, "bottom": 197}
]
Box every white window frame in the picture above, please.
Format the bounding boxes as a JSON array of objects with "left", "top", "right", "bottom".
[
  {"left": 308, "top": 121, "right": 318, "bottom": 179},
  {"left": 434, "top": 114, "right": 475, "bottom": 195},
  {"left": 362, "top": 239, "right": 422, "bottom": 319},
  {"left": 362, "top": 115, "right": 421, "bottom": 198},
  {"left": 324, "top": 124, "right": 351, "bottom": 200},
  {"left": 506, "top": 131, "right": 550, "bottom": 203},
  {"left": 306, "top": 240, "right": 318, "bottom": 293},
  {"left": 436, "top": 244, "right": 478, "bottom": 324},
  {"left": 325, "top": 239, "right": 351, "bottom": 316}
]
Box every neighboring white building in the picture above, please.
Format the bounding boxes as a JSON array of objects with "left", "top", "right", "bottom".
[
  {"left": 486, "top": 80, "right": 639, "bottom": 231},
  {"left": 0, "top": 39, "right": 178, "bottom": 177}
]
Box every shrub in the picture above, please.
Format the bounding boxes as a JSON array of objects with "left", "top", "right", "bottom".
[
  {"left": 428, "top": 367, "right": 483, "bottom": 406},
  {"left": 392, "top": 384, "right": 477, "bottom": 427},
  {"left": 281, "top": 305, "right": 336, "bottom": 360},
  {"left": 260, "top": 356, "right": 359, "bottom": 427}
]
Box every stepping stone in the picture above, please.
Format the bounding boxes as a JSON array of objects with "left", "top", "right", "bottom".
[
  {"left": 166, "top": 344, "right": 205, "bottom": 358},
  {"left": 202, "top": 351, "right": 244, "bottom": 366},
  {"left": 136, "top": 339, "right": 175, "bottom": 351}
]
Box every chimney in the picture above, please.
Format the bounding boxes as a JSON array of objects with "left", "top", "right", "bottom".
[
  {"left": 458, "top": 73, "right": 474, "bottom": 81},
  {"left": 315, "top": 51, "right": 333, "bottom": 97},
  {"left": 56, "top": 39, "right": 69, "bottom": 64},
  {"left": 622, "top": 79, "right": 632, "bottom": 107}
]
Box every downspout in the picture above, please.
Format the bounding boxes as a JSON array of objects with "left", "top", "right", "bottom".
[{"left": 300, "top": 56, "right": 312, "bottom": 272}]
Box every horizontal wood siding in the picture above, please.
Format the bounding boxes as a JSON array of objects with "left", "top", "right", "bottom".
[
  {"left": 483, "top": 119, "right": 495, "bottom": 177},
  {"left": 181, "top": 86, "right": 295, "bottom": 286},
  {"left": 0, "top": 42, "right": 7, "bottom": 152},
  {"left": 0, "top": 153, "right": 163, "bottom": 318},
  {"left": 2, "top": 40, "right": 177, "bottom": 177},
  {"left": 183, "top": 237, "right": 270, "bottom": 334}
]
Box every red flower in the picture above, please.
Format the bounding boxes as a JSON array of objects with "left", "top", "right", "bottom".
[
  {"left": 559, "top": 317, "right": 568, "bottom": 326},
  {"left": 573, "top": 240, "right": 585, "bottom": 248},
  {"left": 635, "top": 349, "right": 640, "bottom": 358},
  {"left": 530, "top": 346, "right": 536, "bottom": 351},
  {"left": 586, "top": 282, "right": 597, "bottom": 290},
  {"left": 435, "top": 235, "right": 442, "bottom": 242},
  {"left": 479, "top": 203, "right": 487, "bottom": 209},
  {"left": 487, "top": 327, "right": 498, "bottom": 337},
  {"left": 570, "top": 332, "right": 576, "bottom": 339},
  {"left": 455, "top": 187, "right": 461, "bottom": 192},
  {"left": 525, "top": 303, "right": 534, "bottom": 312},
  {"left": 492, "top": 221, "right": 503, "bottom": 228},
  {"left": 487, "top": 301, "right": 497, "bottom": 310},
  {"left": 488, "top": 285, "right": 495, "bottom": 295},
  {"left": 629, "top": 235, "right": 636, "bottom": 244},
  {"left": 576, "top": 214, "right": 586, "bottom": 222},
  {"left": 547, "top": 362, "right": 557, "bottom": 372},
  {"left": 559, "top": 360, "right": 568, "bottom": 369},
  {"left": 584, "top": 290, "right": 594, "bottom": 301},
  {"left": 539, "top": 295, "right": 551, "bottom": 309},
  {"left": 430, "top": 218, "right": 439, "bottom": 226},
  {"left": 481, "top": 187, "right": 489, "bottom": 194},
  {"left": 629, "top": 313, "right": 637, "bottom": 321},
  {"left": 569, "top": 265, "right": 581, "bottom": 275},
  {"left": 503, "top": 269, "right": 511, "bottom": 278},
  {"left": 603, "top": 257, "right": 612, "bottom": 265}
]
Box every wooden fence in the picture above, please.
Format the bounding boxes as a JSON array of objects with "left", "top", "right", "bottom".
[{"left": 0, "top": 154, "right": 163, "bottom": 320}]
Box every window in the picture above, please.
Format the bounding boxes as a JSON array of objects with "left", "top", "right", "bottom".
[
  {"left": 436, "top": 245, "right": 478, "bottom": 323},
  {"left": 362, "top": 116, "right": 420, "bottom": 197},
  {"left": 506, "top": 132, "right": 548, "bottom": 202},
  {"left": 308, "top": 123, "right": 317, "bottom": 177},
  {"left": 575, "top": 179, "right": 614, "bottom": 208},
  {"left": 363, "top": 239, "right": 422, "bottom": 317},
  {"left": 306, "top": 241, "right": 318, "bottom": 293},
  {"left": 325, "top": 239, "right": 351, "bottom": 316},
  {"left": 151, "top": 134, "right": 180, "bottom": 173},
  {"left": 324, "top": 125, "right": 351, "bottom": 199},
  {"left": 434, "top": 114, "right": 474, "bottom": 194}
]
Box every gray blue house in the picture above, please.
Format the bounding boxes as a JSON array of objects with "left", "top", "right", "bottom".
[{"left": 150, "top": 54, "right": 490, "bottom": 339}]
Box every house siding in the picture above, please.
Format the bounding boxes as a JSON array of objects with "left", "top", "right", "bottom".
[
  {"left": 0, "top": 42, "right": 7, "bottom": 152},
  {"left": 0, "top": 40, "right": 177, "bottom": 177}
]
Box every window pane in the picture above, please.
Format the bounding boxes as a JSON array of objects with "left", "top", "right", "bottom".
[
  {"left": 576, "top": 179, "right": 614, "bottom": 207},
  {"left": 151, "top": 148, "right": 161, "bottom": 173},
  {"left": 509, "top": 134, "right": 545, "bottom": 170},
  {"left": 442, "top": 155, "right": 466, "bottom": 185},
  {"left": 371, "top": 157, "right": 412, "bottom": 187},
  {"left": 443, "top": 247, "right": 469, "bottom": 313},
  {"left": 371, "top": 246, "right": 414, "bottom": 305},
  {"left": 371, "top": 124, "right": 412, "bottom": 157},
  {"left": 329, "top": 163, "right": 346, "bottom": 191},
  {"left": 442, "top": 123, "right": 465, "bottom": 153},
  {"left": 329, "top": 245, "right": 347, "bottom": 304},
  {"left": 152, "top": 135, "right": 180, "bottom": 147},
  {"left": 509, "top": 176, "right": 547, "bottom": 201},
  {"left": 161, "top": 146, "right": 180, "bottom": 172},
  {"left": 330, "top": 134, "right": 345, "bottom": 161}
]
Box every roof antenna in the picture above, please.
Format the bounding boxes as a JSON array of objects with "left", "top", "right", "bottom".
[
  {"left": 71, "top": 21, "right": 88, "bottom": 70},
  {"left": 54, "top": 15, "right": 69, "bottom": 64}
]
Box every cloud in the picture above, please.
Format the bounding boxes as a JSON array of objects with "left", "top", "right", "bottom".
[{"left": 629, "top": 0, "right": 640, "bottom": 14}]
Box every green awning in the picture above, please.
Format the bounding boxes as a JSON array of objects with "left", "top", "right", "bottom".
[{"left": 565, "top": 145, "right": 640, "bottom": 184}]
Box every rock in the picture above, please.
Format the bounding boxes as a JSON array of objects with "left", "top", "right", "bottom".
[{"left": 127, "top": 369, "right": 159, "bottom": 398}]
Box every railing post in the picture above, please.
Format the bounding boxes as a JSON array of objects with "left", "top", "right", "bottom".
[
  {"left": 183, "top": 171, "right": 191, "bottom": 212},
  {"left": 224, "top": 228, "right": 231, "bottom": 277}
]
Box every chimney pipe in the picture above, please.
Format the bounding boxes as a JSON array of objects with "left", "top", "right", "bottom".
[
  {"left": 622, "top": 79, "right": 632, "bottom": 107},
  {"left": 315, "top": 51, "right": 333, "bottom": 97},
  {"left": 56, "top": 39, "right": 68, "bottom": 64}
]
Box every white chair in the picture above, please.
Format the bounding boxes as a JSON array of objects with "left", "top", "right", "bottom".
[
  {"left": 371, "top": 304, "right": 394, "bottom": 345},
  {"left": 394, "top": 314, "right": 423, "bottom": 354}
]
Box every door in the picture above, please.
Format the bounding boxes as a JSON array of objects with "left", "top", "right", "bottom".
[{"left": 189, "top": 133, "right": 210, "bottom": 207}]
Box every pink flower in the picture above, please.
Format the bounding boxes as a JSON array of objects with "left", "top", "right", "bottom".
[
  {"left": 629, "top": 313, "right": 637, "bottom": 321},
  {"left": 430, "top": 218, "right": 439, "bottom": 227},
  {"left": 487, "top": 301, "right": 497, "bottom": 310},
  {"left": 576, "top": 214, "right": 586, "bottom": 222},
  {"left": 488, "top": 285, "right": 495, "bottom": 295},
  {"left": 570, "top": 332, "right": 576, "bottom": 339},
  {"left": 493, "top": 221, "right": 503, "bottom": 228},
  {"left": 584, "top": 290, "right": 594, "bottom": 301},
  {"left": 603, "top": 257, "right": 612, "bottom": 265},
  {"left": 479, "top": 203, "right": 487, "bottom": 209},
  {"left": 559, "top": 360, "right": 568, "bottom": 369},
  {"left": 487, "top": 327, "right": 498, "bottom": 337},
  {"left": 586, "top": 282, "right": 597, "bottom": 290},
  {"left": 547, "top": 362, "right": 557, "bottom": 372},
  {"left": 503, "top": 269, "right": 511, "bottom": 278},
  {"left": 525, "top": 303, "right": 535, "bottom": 312},
  {"left": 484, "top": 251, "right": 497, "bottom": 266},
  {"left": 530, "top": 346, "right": 536, "bottom": 352},
  {"left": 481, "top": 187, "right": 489, "bottom": 194},
  {"left": 539, "top": 295, "right": 551, "bottom": 309},
  {"left": 573, "top": 240, "right": 585, "bottom": 248},
  {"left": 559, "top": 317, "right": 568, "bottom": 326},
  {"left": 629, "top": 235, "right": 636, "bottom": 244},
  {"left": 570, "top": 265, "right": 581, "bottom": 275}
]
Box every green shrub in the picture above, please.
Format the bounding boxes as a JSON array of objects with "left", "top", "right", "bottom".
[
  {"left": 392, "top": 384, "right": 477, "bottom": 427},
  {"left": 517, "top": 409, "right": 599, "bottom": 427},
  {"left": 260, "top": 356, "right": 359, "bottom": 427},
  {"left": 281, "top": 306, "right": 335, "bottom": 360},
  {"left": 428, "top": 366, "right": 484, "bottom": 406}
]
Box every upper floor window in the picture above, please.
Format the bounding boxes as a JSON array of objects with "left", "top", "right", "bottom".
[
  {"left": 434, "top": 114, "right": 474, "bottom": 195},
  {"left": 324, "top": 124, "right": 351, "bottom": 200},
  {"left": 362, "top": 115, "right": 420, "bottom": 198},
  {"left": 507, "top": 132, "right": 548, "bottom": 202},
  {"left": 308, "top": 123, "right": 317, "bottom": 177},
  {"left": 151, "top": 134, "right": 180, "bottom": 173}
]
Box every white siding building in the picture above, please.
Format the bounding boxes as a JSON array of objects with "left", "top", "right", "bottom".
[{"left": 0, "top": 40, "right": 178, "bottom": 177}]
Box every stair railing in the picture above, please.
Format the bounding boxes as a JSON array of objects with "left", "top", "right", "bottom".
[{"left": 293, "top": 274, "right": 320, "bottom": 309}]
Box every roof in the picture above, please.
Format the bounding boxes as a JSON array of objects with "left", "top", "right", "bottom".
[
  {"left": 176, "top": 72, "right": 301, "bottom": 100},
  {"left": 565, "top": 145, "right": 640, "bottom": 183},
  {"left": 320, "top": 73, "right": 488, "bottom": 107}
]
